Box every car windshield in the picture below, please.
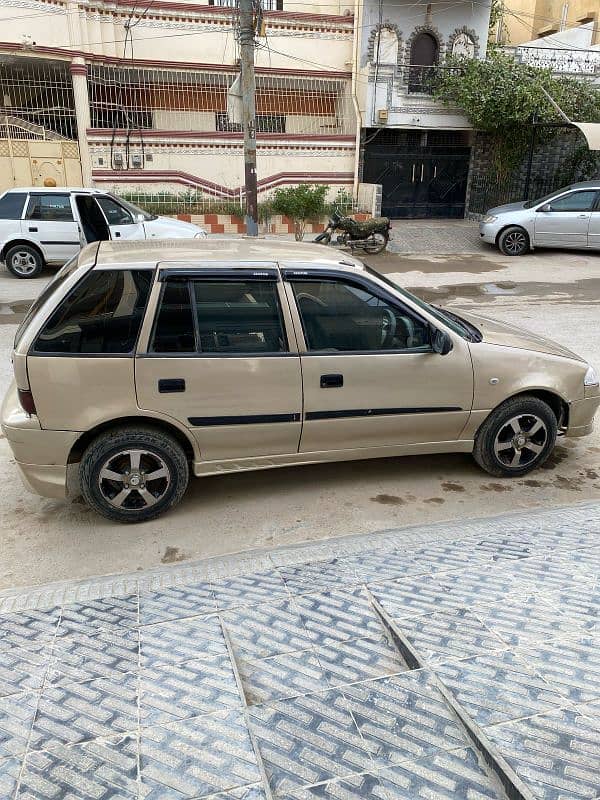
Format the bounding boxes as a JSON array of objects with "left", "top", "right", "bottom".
[
  {"left": 523, "top": 187, "right": 572, "bottom": 210},
  {"left": 365, "top": 266, "right": 482, "bottom": 342},
  {"left": 108, "top": 194, "right": 157, "bottom": 221},
  {"left": 14, "top": 255, "right": 81, "bottom": 348}
]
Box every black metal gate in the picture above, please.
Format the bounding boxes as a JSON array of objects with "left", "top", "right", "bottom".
[{"left": 362, "top": 130, "right": 471, "bottom": 219}]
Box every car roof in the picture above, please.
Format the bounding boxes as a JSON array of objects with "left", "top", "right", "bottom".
[
  {"left": 568, "top": 181, "right": 600, "bottom": 190},
  {"left": 94, "top": 238, "right": 367, "bottom": 271},
  {"left": 4, "top": 187, "right": 103, "bottom": 194}
]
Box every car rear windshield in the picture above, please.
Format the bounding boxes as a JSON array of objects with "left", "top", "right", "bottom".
[
  {"left": 31, "top": 269, "right": 152, "bottom": 355},
  {"left": 14, "top": 255, "right": 81, "bottom": 349}
]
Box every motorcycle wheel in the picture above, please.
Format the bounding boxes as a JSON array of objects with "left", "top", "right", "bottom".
[{"left": 363, "top": 232, "right": 388, "bottom": 254}]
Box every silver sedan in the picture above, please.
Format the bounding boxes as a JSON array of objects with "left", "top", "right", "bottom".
[{"left": 479, "top": 181, "right": 600, "bottom": 256}]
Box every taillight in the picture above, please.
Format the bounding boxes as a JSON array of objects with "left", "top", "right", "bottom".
[{"left": 18, "top": 388, "right": 37, "bottom": 416}]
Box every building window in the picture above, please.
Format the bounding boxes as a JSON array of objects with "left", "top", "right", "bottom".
[
  {"left": 215, "top": 113, "right": 285, "bottom": 133},
  {"left": 408, "top": 32, "right": 439, "bottom": 94},
  {"left": 208, "top": 0, "right": 282, "bottom": 5}
]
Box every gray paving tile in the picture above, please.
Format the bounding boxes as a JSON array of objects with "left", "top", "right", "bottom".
[
  {"left": 215, "top": 786, "right": 268, "bottom": 800},
  {"left": 485, "top": 707, "right": 600, "bottom": 799},
  {"left": 379, "top": 746, "right": 506, "bottom": 799},
  {"left": 277, "top": 560, "right": 357, "bottom": 593},
  {"left": 248, "top": 689, "right": 372, "bottom": 797},
  {"left": 0, "top": 642, "right": 48, "bottom": 697},
  {"left": 17, "top": 734, "right": 139, "bottom": 800},
  {"left": 470, "top": 534, "right": 539, "bottom": 562},
  {"left": 435, "top": 650, "right": 567, "bottom": 727},
  {"left": 544, "top": 582, "right": 600, "bottom": 622},
  {"left": 238, "top": 650, "right": 328, "bottom": 705},
  {"left": 140, "top": 709, "right": 261, "bottom": 799},
  {"left": 341, "top": 549, "right": 428, "bottom": 584},
  {"left": 32, "top": 672, "right": 138, "bottom": 751},
  {"left": 287, "top": 771, "right": 388, "bottom": 800},
  {"left": 497, "top": 556, "right": 593, "bottom": 592},
  {"left": 514, "top": 634, "right": 600, "bottom": 703},
  {"left": 47, "top": 627, "right": 139, "bottom": 685},
  {"left": 474, "top": 595, "right": 593, "bottom": 648},
  {"left": 58, "top": 595, "right": 139, "bottom": 637},
  {"left": 212, "top": 572, "right": 288, "bottom": 610},
  {"left": 314, "top": 634, "right": 407, "bottom": 688},
  {"left": 294, "top": 588, "right": 383, "bottom": 646},
  {"left": 393, "top": 608, "right": 506, "bottom": 665},
  {"left": 140, "top": 653, "right": 242, "bottom": 726},
  {"left": 140, "top": 615, "right": 226, "bottom": 667},
  {"left": 139, "top": 583, "right": 217, "bottom": 625},
  {"left": 370, "top": 576, "right": 465, "bottom": 620},
  {"left": 340, "top": 672, "right": 468, "bottom": 767},
  {"left": 0, "top": 691, "right": 39, "bottom": 758},
  {"left": 437, "top": 565, "right": 522, "bottom": 608},
  {"left": 412, "top": 542, "right": 491, "bottom": 573},
  {"left": 222, "top": 599, "right": 313, "bottom": 661},
  {"left": 0, "top": 608, "right": 60, "bottom": 648},
  {"left": 0, "top": 756, "right": 20, "bottom": 800}
]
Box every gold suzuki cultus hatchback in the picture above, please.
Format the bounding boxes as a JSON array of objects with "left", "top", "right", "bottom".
[{"left": 3, "top": 239, "right": 599, "bottom": 522}]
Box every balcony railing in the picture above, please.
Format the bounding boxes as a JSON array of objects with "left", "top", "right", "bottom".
[{"left": 505, "top": 45, "right": 600, "bottom": 76}]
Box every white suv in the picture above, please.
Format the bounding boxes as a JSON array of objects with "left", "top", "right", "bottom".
[{"left": 0, "top": 187, "right": 207, "bottom": 278}]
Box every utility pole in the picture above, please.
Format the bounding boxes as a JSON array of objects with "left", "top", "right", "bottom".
[{"left": 239, "top": 0, "right": 259, "bottom": 236}]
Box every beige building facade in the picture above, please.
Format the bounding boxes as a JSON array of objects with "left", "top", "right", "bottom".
[{"left": 499, "top": 0, "right": 599, "bottom": 45}]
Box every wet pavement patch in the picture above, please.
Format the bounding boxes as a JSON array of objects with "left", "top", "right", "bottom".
[
  {"left": 412, "top": 278, "right": 600, "bottom": 305},
  {"left": 1, "top": 503, "right": 600, "bottom": 799},
  {"left": 0, "top": 301, "right": 31, "bottom": 326}
]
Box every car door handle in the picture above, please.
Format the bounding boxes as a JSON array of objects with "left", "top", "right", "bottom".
[
  {"left": 158, "top": 378, "right": 186, "bottom": 393},
  {"left": 28, "top": 227, "right": 38, "bottom": 232},
  {"left": 320, "top": 374, "right": 343, "bottom": 388},
  {"left": 578, "top": 214, "right": 589, "bottom": 218},
  {"left": 114, "top": 231, "right": 121, "bottom": 237}
]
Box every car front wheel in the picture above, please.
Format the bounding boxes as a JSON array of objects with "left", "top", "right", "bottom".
[
  {"left": 498, "top": 226, "right": 529, "bottom": 256},
  {"left": 5, "top": 244, "right": 44, "bottom": 278},
  {"left": 80, "top": 427, "right": 189, "bottom": 522},
  {"left": 473, "top": 396, "right": 557, "bottom": 478}
]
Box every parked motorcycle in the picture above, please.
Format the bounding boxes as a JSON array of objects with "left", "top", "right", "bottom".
[{"left": 314, "top": 208, "right": 391, "bottom": 254}]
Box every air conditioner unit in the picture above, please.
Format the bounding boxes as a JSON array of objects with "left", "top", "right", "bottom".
[{"left": 377, "top": 108, "right": 388, "bottom": 124}]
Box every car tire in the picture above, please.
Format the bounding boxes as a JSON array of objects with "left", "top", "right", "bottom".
[
  {"left": 497, "top": 226, "right": 529, "bottom": 256},
  {"left": 80, "top": 426, "right": 189, "bottom": 523},
  {"left": 473, "top": 395, "right": 557, "bottom": 478},
  {"left": 5, "top": 244, "right": 44, "bottom": 278}
]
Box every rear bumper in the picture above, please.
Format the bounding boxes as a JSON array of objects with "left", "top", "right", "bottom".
[
  {"left": 566, "top": 395, "right": 600, "bottom": 437},
  {"left": 15, "top": 461, "right": 69, "bottom": 499}
]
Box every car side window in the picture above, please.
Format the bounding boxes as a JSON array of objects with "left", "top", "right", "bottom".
[
  {"left": 193, "top": 280, "right": 287, "bottom": 353},
  {"left": 96, "top": 196, "right": 134, "bottom": 225},
  {"left": 291, "top": 278, "right": 431, "bottom": 352},
  {"left": 151, "top": 282, "right": 196, "bottom": 353},
  {"left": 0, "top": 192, "right": 27, "bottom": 219},
  {"left": 150, "top": 278, "right": 288, "bottom": 354},
  {"left": 32, "top": 269, "right": 152, "bottom": 354},
  {"left": 26, "top": 194, "right": 74, "bottom": 222},
  {"left": 548, "top": 191, "right": 598, "bottom": 212}
]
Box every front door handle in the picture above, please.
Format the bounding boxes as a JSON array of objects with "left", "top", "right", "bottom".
[
  {"left": 158, "top": 378, "right": 186, "bottom": 393},
  {"left": 28, "top": 227, "right": 38, "bottom": 232},
  {"left": 320, "top": 373, "right": 343, "bottom": 388},
  {"left": 114, "top": 231, "right": 121, "bottom": 237}
]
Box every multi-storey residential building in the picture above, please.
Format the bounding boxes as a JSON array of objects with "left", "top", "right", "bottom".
[
  {"left": 497, "top": 0, "right": 599, "bottom": 46},
  {"left": 0, "top": 0, "right": 358, "bottom": 202},
  {"left": 353, "top": 1, "right": 491, "bottom": 218}
]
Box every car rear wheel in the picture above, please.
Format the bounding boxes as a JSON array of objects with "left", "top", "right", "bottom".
[
  {"left": 5, "top": 244, "right": 44, "bottom": 278},
  {"left": 473, "top": 396, "right": 557, "bottom": 478},
  {"left": 80, "top": 427, "right": 189, "bottom": 523},
  {"left": 498, "top": 226, "right": 529, "bottom": 256}
]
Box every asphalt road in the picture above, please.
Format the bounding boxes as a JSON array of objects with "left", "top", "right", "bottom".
[{"left": 1, "top": 245, "right": 599, "bottom": 590}]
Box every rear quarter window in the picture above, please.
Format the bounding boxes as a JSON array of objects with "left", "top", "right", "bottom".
[
  {"left": 0, "top": 192, "right": 27, "bottom": 220},
  {"left": 32, "top": 269, "right": 152, "bottom": 355}
]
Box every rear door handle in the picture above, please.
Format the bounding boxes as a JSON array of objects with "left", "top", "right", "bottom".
[
  {"left": 28, "top": 227, "right": 38, "bottom": 232},
  {"left": 158, "top": 378, "right": 186, "bottom": 393},
  {"left": 320, "top": 373, "right": 343, "bottom": 388}
]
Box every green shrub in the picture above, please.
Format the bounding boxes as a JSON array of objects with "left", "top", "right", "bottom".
[{"left": 270, "top": 184, "right": 329, "bottom": 240}]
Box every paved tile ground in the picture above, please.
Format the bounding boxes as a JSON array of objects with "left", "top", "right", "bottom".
[
  {"left": 0, "top": 502, "right": 600, "bottom": 799},
  {"left": 387, "top": 220, "right": 486, "bottom": 255}
]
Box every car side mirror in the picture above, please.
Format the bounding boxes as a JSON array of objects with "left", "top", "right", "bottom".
[
  {"left": 538, "top": 203, "right": 552, "bottom": 213},
  {"left": 135, "top": 213, "right": 145, "bottom": 223},
  {"left": 431, "top": 327, "right": 453, "bottom": 356}
]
